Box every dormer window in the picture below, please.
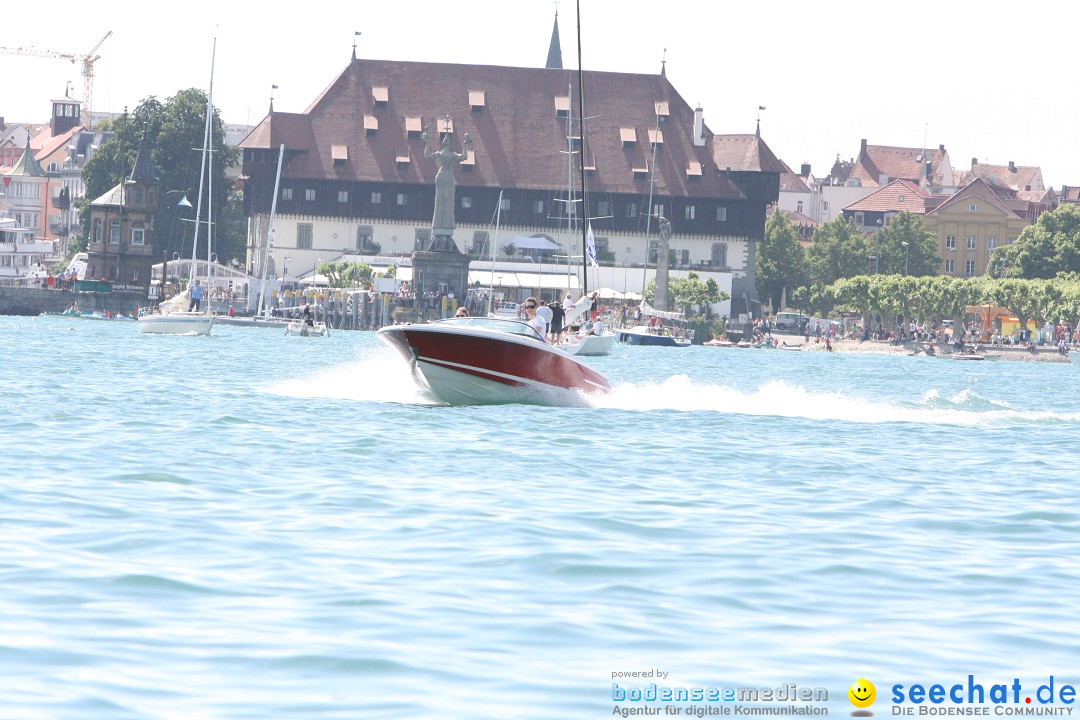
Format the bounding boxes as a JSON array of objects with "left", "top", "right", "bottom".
[
  {"left": 468, "top": 90, "right": 485, "bottom": 111},
  {"left": 372, "top": 86, "right": 388, "bottom": 106},
  {"left": 620, "top": 127, "right": 637, "bottom": 145},
  {"left": 654, "top": 101, "right": 669, "bottom": 121},
  {"left": 331, "top": 144, "right": 348, "bottom": 165},
  {"left": 648, "top": 128, "right": 664, "bottom": 146},
  {"left": 363, "top": 115, "right": 378, "bottom": 135},
  {"left": 554, "top": 96, "right": 570, "bottom": 118},
  {"left": 406, "top": 117, "right": 423, "bottom": 137}
]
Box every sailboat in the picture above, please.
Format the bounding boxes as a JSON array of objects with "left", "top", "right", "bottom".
[
  {"left": 137, "top": 39, "right": 220, "bottom": 336},
  {"left": 558, "top": 2, "right": 616, "bottom": 357}
]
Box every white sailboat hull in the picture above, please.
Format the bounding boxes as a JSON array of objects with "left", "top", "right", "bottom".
[
  {"left": 560, "top": 331, "right": 616, "bottom": 356},
  {"left": 137, "top": 312, "right": 214, "bottom": 335}
]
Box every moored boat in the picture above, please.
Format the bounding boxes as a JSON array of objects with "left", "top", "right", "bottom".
[
  {"left": 285, "top": 319, "right": 330, "bottom": 337},
  {"left": 378, "top": 316, "right": 611, "bottom": 406}
]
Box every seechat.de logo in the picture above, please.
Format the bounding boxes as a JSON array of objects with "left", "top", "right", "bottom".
[{"left": 849, "top": 678, "right": 877, "bottom": 716}]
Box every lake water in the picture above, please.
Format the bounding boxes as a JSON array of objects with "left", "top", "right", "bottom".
[{"left": 3, "top": 315, "right": 1079, "bottom": 719}]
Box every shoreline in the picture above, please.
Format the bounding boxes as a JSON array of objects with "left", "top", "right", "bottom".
[{"left": 763, "top": 334, "right": 1072, "bottom": 363}]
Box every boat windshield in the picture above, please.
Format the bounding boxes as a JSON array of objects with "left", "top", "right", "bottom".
[{"left": 437, "top": 317, "right": 545, "bottom": 342}]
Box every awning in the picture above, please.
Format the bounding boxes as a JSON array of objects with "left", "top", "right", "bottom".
[{"left": 509, "top": 235, "right": 560, "bottom": 251}]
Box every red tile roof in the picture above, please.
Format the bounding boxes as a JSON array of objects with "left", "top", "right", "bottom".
[
  {"left": 845, "top": 179, "right": 930, "bottom": 213},
  {"left": 240, "top": 58, "right": 746, "bottom": 200},
  {"left": 966, "top": 161, "right": 1044, "bottom": 194},
  {"left": 927, "top": 177, "right": 1020, "bottom": 219},
  {"left": 853, "top": 141, "right": 948, "bottom": 188}
]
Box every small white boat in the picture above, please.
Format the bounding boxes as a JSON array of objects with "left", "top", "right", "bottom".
[
  {"left": 285, "top": 320, "right": 329, "bottom": 337},
  {"left": 560, "top": 330, "right": 616, "bottom": 356},
  {"left": 953, "top": 353, "right": 985, "bottom": 360}
]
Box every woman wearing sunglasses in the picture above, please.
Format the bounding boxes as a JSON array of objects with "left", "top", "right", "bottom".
[{"left": 522, "top": 297, "right": 547, "bottom": 341}]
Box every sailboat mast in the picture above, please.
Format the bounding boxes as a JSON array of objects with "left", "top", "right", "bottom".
[
  {"left": 488, "top": 188, "right": 503, "bottom": 316},
  {"left": 256, "top": 144, "right": 286, "bottom": 318},
  {"left": 205, "top": 37, "right": 216, "bottom": 292},
  {"left": 188, "top": 36, "right": 216, "bottom": 290},
  {"left": 642, "top": 108, "right": 660, "bottom": 294},
  {"left": 575, "top": 0, "right": 589, "bottom": 298}
]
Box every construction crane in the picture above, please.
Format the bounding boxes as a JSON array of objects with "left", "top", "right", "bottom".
[{"left": 0, "top": 31, "right": 112, "bottom": 131}]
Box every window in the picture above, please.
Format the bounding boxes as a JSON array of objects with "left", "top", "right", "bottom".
[
  {"left": 338, "top": 190, "right": 349, "bottom": 203},
  {"left": 461, "top": 196, "right": 472, "bottom": 209},
  {"left": 945, "top": 259, "right": 954, "bottom": 273},
  {"left": 627, "top": 202, "right": 638, "bottom": 218},
  {"left": 48, "top": 162, "right": 60, "bottom": 173},
  {"left": 297, "top": 223, "right": 313, "bottom": 249},
  {"left": 356, "top": 225, "right": 373, "bottom": 251},
  {"left": 988, "top": 237, "right": 998, "bottom": 249},
  {"left": 854, "top": 211, "right": 865, "bottom": 226},
  {"left": 131, "top": 267, "right": 140, "bottom": 282},
  {"left": 711, "top": 243, "right": 727, "bottom": 268},
  {"left": 597, "top": 201, "right": 610, "bottom": 217},
  {"left": 131, "top": 228, "right": 146, "bottom": 246},
  {"left": 92, "top": 218, "right": 102, "bottom": 245},
  {"left": 305, "top": 189, "right": 316, "bottom": 202},
  {"left": 823, "top": 201, "right": 829, "bottom": 211},
  {"left": 796, "top": 201, "right": 803, "bottom": 214},
  {"left": 282, "top": 188, "right": 293, "bottom": 200},
  {"left": 500, "top": 196, "right": 511, "bottom": 211},
  {"left": 472, "top": 231, "right": 489, "bottom": 257},
  {"left": 534, "top": 200, "right": 544, "bottom": 214},
  {"left": 414, "top": 229, "right": 430, "bottom": 250},
  {"left": 964, "top": 260, "right": 975, "bottom": 276},
  {"left": 946, "top": 235, "right": 956, "bottom": 249},
  {"left": 133, "top": 188, "right": 144, "bottom": 205},
  {"left": 371, "top": 192, "right": 382, "bottom": 204},
  {"left": 653, "top": 203, "right": 665, "bottom": 218},
  {"left": 109, "top": 220, "right": 120, "bottom": 244},
  {"left": 717, "top": 206, "right": 727, "bottom": 222},
  {"left": 680, "top": 249, "right": 690, "bottom": 265},
  {"left": 968, "top": 203, "right": 978, "bottom": 211},
  {"left": 684, "top": 205, "right": 696, "bottom": 220},
  {"left": 397, "top": 193, "right": 407, "bottom": 206},
  {"left": 967, "top": 236, "right": 977, "bottom": 250}
]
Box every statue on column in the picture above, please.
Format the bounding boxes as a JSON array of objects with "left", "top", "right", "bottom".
[
  {"left": 422, "top": 123, "right": 473, "bottom": 252},
  {"left": 655, "top": 215, "right": 672, "bottom": 311}
]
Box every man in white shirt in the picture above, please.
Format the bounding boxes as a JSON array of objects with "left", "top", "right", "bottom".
[{"left": 535, "top": 301, "right": 552, "bottom": 339}]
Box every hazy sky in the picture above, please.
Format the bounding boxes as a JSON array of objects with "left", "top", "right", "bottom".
[{"left": 4, "top": 0, "right": 1077, "bottom": 188}]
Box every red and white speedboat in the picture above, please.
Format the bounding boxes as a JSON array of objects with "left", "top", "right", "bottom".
[{"left": 378, "top": 317, "right": 611, "bottom": 406}]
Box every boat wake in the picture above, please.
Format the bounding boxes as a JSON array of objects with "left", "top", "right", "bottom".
[
  {"left": 587, "top": 376, "right": 1080, "bottom": 427},
  {"left": 264, "top": 352, "right": 441, "bottom": 405}
]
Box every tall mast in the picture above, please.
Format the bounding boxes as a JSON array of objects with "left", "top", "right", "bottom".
[
  {"left": 256, "top": 144, "right": 286, "bottom": 318},
  {"left": 575, "top": 0, "right": 589, "bottom": 297},
  {"left": 189, "top": 36, "right": 216, "bottom": 293}
]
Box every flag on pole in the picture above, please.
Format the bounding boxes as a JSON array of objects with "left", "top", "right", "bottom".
[
  {"left": 177, "top": 195, "right": 192, "bottom": 209},
  {"left": 586, "top": 223, "right": 598, "bottom": 267}
]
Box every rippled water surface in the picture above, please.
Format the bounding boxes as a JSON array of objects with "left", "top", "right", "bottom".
[{"left": 2, "top": 315, "right": 1079, "bottom": 719}]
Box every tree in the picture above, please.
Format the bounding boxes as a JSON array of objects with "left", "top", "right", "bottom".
[
  {"left": 78, "top": 89, "right": 242, "bottom": 263},
  {"left": 318, "top": 261, "right": 375, "bottom": 289},
  {"left": 875, "top": 212, "right": 940, "bottom": 276},
  {"left": 990, "top": 204, "right": 1080, "bottom": 278},
  {"left": 757, "top": 211, "right": 806, "bottom": 311},
  {"left": 644, "top": 271, "right": 729, "bottom": 316},
  {"left": 806, "top": 217, "right": 874, "bottom": 286}
]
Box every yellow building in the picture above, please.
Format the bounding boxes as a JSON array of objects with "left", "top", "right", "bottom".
[{"left": 923, "top": 177, "right": 1030, "bottom": 277}]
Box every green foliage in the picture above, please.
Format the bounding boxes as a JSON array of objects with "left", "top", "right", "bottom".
[
  {"left": 990, "top": 204, "right": 1080, "bottom": 278},
  {"left": 318, "top": 261, "right": 375, "bottom": 288},
  {"left": 757, "top": 211, "right": 806, "bottom": 310},
  {"left": 645, "top": 271, "right": 730, "bottom": 316},
  {"left": 875, "top": 212, "right": 941, "bottom": 276},
  {"left": 806, "top": 217, "right": 874, "bottom": 286},
  {"left": 79, "top": 89, "right": 242, "bottom": 262}
]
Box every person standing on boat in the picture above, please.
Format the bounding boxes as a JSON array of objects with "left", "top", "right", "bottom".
[
  {"left": 189, "top": 279, "right": 205, "bottom": 312},
  {"left": 535, "top": 301, "right": 552, "bottom": 340},
  {"left": 548, "top": 300, "right": 565, "bottom": 343},
  {"left": 523, "top": 297, "right": 546, "bottom": 340}
]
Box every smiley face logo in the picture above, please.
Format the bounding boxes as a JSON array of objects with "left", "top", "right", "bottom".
[{"left": 848, "top": 678, "right": 876, "bottom": 712}]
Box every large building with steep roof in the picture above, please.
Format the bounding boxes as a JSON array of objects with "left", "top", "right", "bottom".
[
  {"left": 849, "top": 138, "right": 954, "bottom": 192},
  {"left": 923, "top": 177, "right": 1029, "bottom": 277},
  {"left": 237, "top": 46, "right": 781, "bottom": 310}
]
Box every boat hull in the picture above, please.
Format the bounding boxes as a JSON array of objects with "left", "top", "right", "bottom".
[
  {"left": 560, "top": 332, "right": 616, "bottom": 356},
  {"left": 378, "top": 321, "right": 610, "bottom": 406},
  {"left": 137, "top": 313, "right": 215, "bottom": 336},
  {"left": 616, "top": 327, "right": 691, "bottom": 347},
  {"left": 285, "top": 320, "right": 329, "bottom": 337}
]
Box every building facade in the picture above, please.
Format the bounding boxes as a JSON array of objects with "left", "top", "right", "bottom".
[{"left": 237, "top": 53, "right": 780, "bottom": 309}]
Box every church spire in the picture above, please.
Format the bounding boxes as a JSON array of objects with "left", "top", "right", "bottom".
[
  {"left": 660, "top": 48, "right": 667, "bottom": 78},
  {"left": 127, "top": 128, "right": 159, "bottom": 185},
  {"left": 546, "top": 8, "right": 563, "bottom": 69}
]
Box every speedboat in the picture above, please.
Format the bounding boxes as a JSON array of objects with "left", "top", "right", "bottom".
[
  {"left": 378, "top": 316, "right": 611, "bottom": 406},
  {"left": 560, "top": 330, "right": 617, "bottom": 356},
  {"left": 285, "top": 320, "right": 329, "bottom": 337},
  {"left": 616, "top": 325, "right": 692, "bottom": 347}
]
